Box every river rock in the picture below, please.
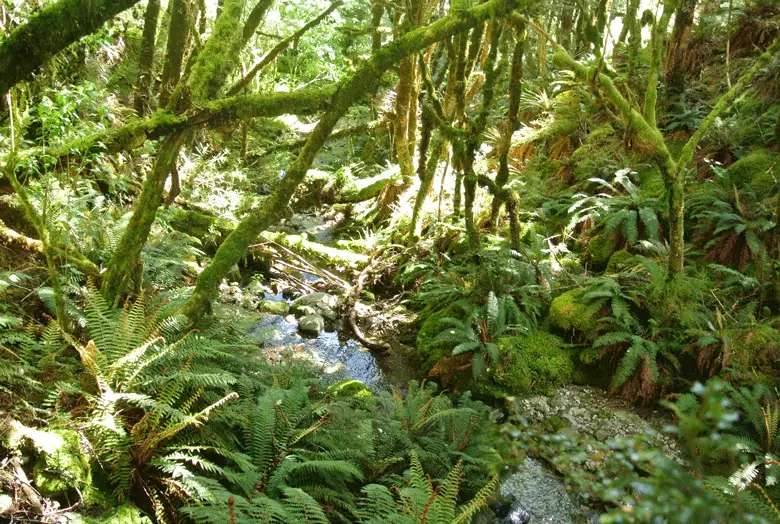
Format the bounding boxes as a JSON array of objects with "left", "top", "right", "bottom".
[
  {"left": 298, "top": 315, "right": 325, "bottom": 338},
  {"left": 291, "top": 292, "right": 341, "bottom": 317},
  {"left": 258, "top": 300, "right": 290, "bottom": 316},
  {"left": 515, "top": 385, "right": 681, "bottom": 460},
  {"left": 282, "top": 287, "right": 300, "bottom": 300}
]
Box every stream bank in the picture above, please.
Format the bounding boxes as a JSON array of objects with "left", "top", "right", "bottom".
[{"left": 214, "top": 212, "right": 681, "bottom": 523}]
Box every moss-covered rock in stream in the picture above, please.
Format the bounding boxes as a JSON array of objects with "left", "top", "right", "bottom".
[
  {"left": 257, "top": 299, "right": 289, "bottom": 316},
  {"left": 327, "top": 378, "right": 373, "bottom": 398},
  {"left": 727, "top": 150, "right": 778, "bottom": 192},
  {"left": 491, "top": 333, "right": 574, "bottom": 395},
  {"left": 549, "top": 289, "right": 597, "bottom": 339}
]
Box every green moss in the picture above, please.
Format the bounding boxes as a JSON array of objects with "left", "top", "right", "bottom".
[
  {"left": 416, "top": 307, "right": 455, "bottom": 371},
  {"left": 65, "top": 504, "right": 153, "bottom": 523},
  {"left": 327, "top": 379, "right": 373, "bottom": 398},
  {"left": 7, "top": 423, "right": 92, "bottom": 499},
  {"left": 584, "top": 233, "right": 616, "bottom": 270},
  {"left": 189, "top": 0, "right": 246, "bottom": 102},
  {"left": 549, "top": 289, "right": 597, "bottom": 335},
  {"left": 636, "top": 163, "right": 664, "bottom": 197},
  {"left": 257, "top": 300, "right": 289, "bottom": 316},
  {"left": 491, "top": 333, "right": 574, "bottom": 395},
  {"left": 606, "top": 249, "right": 634, "bottom": 273},
  {"left": 727, "top": 150, "right": 778, "bottom": 192}
]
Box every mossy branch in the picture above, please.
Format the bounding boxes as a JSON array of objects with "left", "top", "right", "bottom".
[
  {"left": 17, "top": 85, "right": 337, "bottom": 172},
  {"left": 180, "top": 0, "right": 521, "bottom": 320},
  {"left": 550, "top": 45, "right": 677, "bottom": 179},
  {"left": 677, "top": 38, "right": 780, "bottom": 170},
  {"left": 642, "top": 0, "right": 677, "bottom": 129},
  {"left": 0, "top": 0, "right": 141, "bottom": 94},
  {"left": 227, "top": 1, "right": 344, "bottom": 96}
]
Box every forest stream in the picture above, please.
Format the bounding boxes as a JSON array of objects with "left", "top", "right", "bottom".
[
  {"left": 1, "top": 0, "right": 778, "bottom": 522},
  {"left": 225, "top": 211, "right": 673, "bottom": 523}
]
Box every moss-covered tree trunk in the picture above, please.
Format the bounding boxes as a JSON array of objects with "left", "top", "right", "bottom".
[
  {"left": 180, "top": 0, "right": 520, "bottom": 321},
  {"left": 490, "top": 24, "right": 524, "bottom": 226},
  {"left": 0, "top": 0, "right": 142, "bottom": 95},
  {"left": 558, "top": 0, "right": 574, "bottom": 52},
  {"left": 159, "top": 0, "right": 193, "bottom": 107},
  {"left": 101, "top": 131, "right": 189, "bottom": 304},
  {"left": 643, "top": 0, "right": 677, "bottom": 129},
  {"left": 371, "top": 0, "right": 384, "bottom": 53},
  {"left": 618, "top": 0, "right": 639, "bottom": 43},
  {"left": 665, "top": 0, "right": 697, "bottom": 92},
  {"left": 134, "top": 0, "right": 161, "bottom": 115}
]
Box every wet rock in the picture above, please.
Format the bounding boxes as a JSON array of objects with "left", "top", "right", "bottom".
[
  {"left": 258, "top": 300, "right": 290, "bottom": 316},
  {"left": 503, "top": 500, "right": 531, "bottom": 524},
  {"left": 298, "top": 315, "right": 325, "bottom": 338},
  {"left": 500, "top": 457, "right": 584, "bottom": 523},
  {"left": 291, "top": 292, "right": 341, "bottom": 317},
  {"left": 284, "top": 314, "right": 297, "bottom": 324},
  {"left": 282, "top": 287, "right": 300, "bottom": 300}
]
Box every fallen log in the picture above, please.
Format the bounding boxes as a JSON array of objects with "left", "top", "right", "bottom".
[
  {"left": 260, "top": 230, "right": 368, "bottom": 269},
  {"left": 0, "top": 219, "right": 101, "bottom": 281}
]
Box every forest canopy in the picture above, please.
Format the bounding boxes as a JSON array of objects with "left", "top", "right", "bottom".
[{"left": 0, "top": 0, "right": 779, "bottom": 522}]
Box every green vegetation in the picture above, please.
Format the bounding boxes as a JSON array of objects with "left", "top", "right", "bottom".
[{"left": 0, "top": 0, "right": 778, "bottom": 521}]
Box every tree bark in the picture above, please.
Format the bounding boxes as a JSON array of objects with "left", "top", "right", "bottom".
[
  {"left": 0, "top": 0, "right": 142, "bottom": 95},
  {"left": 101, "top": 131, "right": 189, "bottom": 304},
  {"left": 179, "top": 0, "right": 521, "bottom": 321},
  {"left": 665, "top": 0, "right": 697, "bottom": 92},
  {"left": 490, "top": 25, "right": 524, "bottom": 226},
  {"left": 242, "top": 0, "right": 275, "bottom": 46},
  {"left": 134, "top": 0, "right": 161, "bottom": 116},
  {"left": 159, "top": 0, "right": 193, "bottom": 107},
  {"left": 227, "top": 1, "right": 343, "bottom": 96}
]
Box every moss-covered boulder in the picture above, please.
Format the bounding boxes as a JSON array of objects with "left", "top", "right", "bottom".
[
  {"left": 584, "top": 233, "right": 616, "bottom": 270},
  {"left": 257, "top": 299, "right": 289, "bottom": 316},
  {"left": 549, "top": 289, "right": 597, "bottom": 337},
  {"left": 327, "top": 378, "right": 373, "bottom": 398},
  {"left": 415, "top": 307, "right": 456, "bottom": 372},
  {"left": 727, "top": 150, "right": 777, "bottom": 192},
  {"left": 605, "top": 250, "right": 634, "bottom": 273},
  {"left": 6, "top": 422, "right": 92, "bottom": 499},
  {"left": 63, "top": 504, "right": 153, "bottom": 523},
  {"left": 491, "top": 333, "right": 574, "bottom": 395}
]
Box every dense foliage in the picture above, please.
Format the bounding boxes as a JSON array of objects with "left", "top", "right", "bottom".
[{"left": 0, "top": 0, "right": 778, "bottom": 521}]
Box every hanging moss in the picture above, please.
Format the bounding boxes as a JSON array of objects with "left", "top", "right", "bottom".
[
  {"left": 549, "top": 289, "right": 598, "bottom": 336},
  {"left": 491, "top": 333, "right": 574, "bottom": 395}
]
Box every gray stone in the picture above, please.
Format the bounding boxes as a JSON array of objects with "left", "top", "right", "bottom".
[
  {"left": 258, "top": 300, "right": 290, "bottom": 316},
  {"left": 298, "top": 315, "right": 325, "bottom": 338},
  {"left": 291, "top": 292, "right": 340, "bottom": 317}
]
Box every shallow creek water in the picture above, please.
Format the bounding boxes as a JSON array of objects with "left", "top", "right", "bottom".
[{"left": 253, "top": 284, "right": 591, "bottom": 523}]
